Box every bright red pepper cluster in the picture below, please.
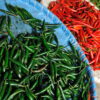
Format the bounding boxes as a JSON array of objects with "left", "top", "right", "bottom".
[{"left": 49, "top": 0, "right": 100, "bottom": 70}]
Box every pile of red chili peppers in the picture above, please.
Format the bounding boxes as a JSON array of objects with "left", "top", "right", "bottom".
[{"left": 49, "top": 0, "right": 100, "bottom": 70}]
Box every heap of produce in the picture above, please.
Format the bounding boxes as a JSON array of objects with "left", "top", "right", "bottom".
[
  {"left": 0, "top": 4, "right": 90, "bottom": 100},
  {"left": 49, "top": 0, "right": 100, "bottom": 70}
]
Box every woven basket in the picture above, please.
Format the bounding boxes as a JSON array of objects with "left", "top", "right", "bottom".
[{"left": 0, "top": 0, "right": 97, "bottom": 99}]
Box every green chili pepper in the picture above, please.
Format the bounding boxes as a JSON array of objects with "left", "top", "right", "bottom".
[
  {"left": 25, "top": 87, "right": 36, "bottom": 100},
  {"left": 4, "top": 72, "right": 9, "bottom": 80},
  {"left": 5, "top": 81, "right": 26, "bottom": 87},
  {"left": 19, "top": 94, "right": 25, "bottom": 100},
  {"left": 6, "top": 26, "right": 15, "bottom": 39},
  {"left": 13, "top": 50, "right": 21, "bottom": 59},
  {"left": 9, "top": 58, "right": 29, "bottom": 73},
  {"left": 3, "top": 47, "right": 9, "bottom": 72},
  {"left": 0, "top": 81, "right": 8, "bottom": 100},
  {"left": 3, "top": 85, "right": 12, "bottom": 100},
  {"left": 82, "top": 79, "right": 90, "bottom": 97},
  {"left": 0, "top": 47, "right": 5, "bottom": 62},
  {"left": 42, "top": 95, "right": 53, "bottom": 100},
  {"left": 30, "top": 80, "right": 38, "bottom": 90},
  {"left": 0, "top": 16, "right": 6, "bottom": 31},
  {"left": 8, "top": 89, "right": 25, "bottom": 100},
  {"left": 36, "top": 84, "right": 52, "bottom": 95},
  {"left": 58, "top": 84, "right": 66, "bottom": 100}
]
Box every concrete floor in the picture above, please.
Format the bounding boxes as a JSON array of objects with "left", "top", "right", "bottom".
[
  {"left": 96, "top": 83, "right": 100, "bottom": 99},
  {"left": 94, "top": 71, "right": 100, "bottom": 99}
]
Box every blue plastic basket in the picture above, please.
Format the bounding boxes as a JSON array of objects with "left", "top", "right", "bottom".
[{"left": 0, "top": 0, "right": 97, "bottom": 99}]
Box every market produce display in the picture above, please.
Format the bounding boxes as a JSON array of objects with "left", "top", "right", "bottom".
[
  {"left": 0, "top": 4, "right": 90, "bottom": 100},
  {"left": 49, "top": 0, "right": 100, "bottom": 70}
]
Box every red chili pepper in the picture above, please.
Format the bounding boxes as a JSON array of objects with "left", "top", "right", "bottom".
[
  {"left": 89, "top": 59, "right": 95, "bottom": 65},
  {"left": 90, "top": 51, "right": 94, "bottom": 59},
  {"left": 88, "top": 92, "right": 91, "bottom": 100},
  {"left": 77, "top": 7, "right": 87, "bottom": 11},
  {"left": 68, "top": 27, "right": 79, "bottom": 33},
  {"left": 49, "top": 0, "right": 100, "bottom": 70}
]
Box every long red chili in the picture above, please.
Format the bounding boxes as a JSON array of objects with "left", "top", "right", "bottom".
[{"left": 49, "top": 0, "right": 100, "bottom": 70}]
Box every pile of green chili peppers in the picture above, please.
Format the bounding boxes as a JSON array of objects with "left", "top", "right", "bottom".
[{"left": 0, "top": 4, "right": 90, "bottom": 100}]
